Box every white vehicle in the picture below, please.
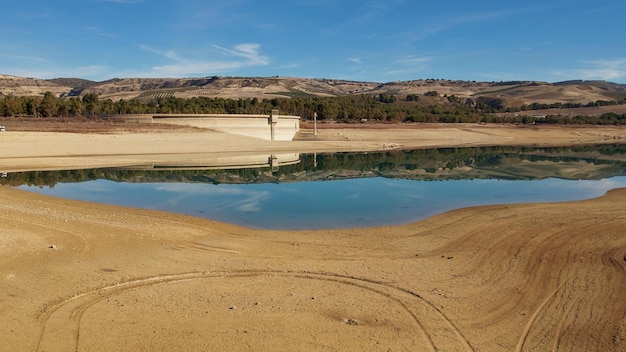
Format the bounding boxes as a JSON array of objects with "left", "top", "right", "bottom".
[{"left": 0, "top": 126, "right": 5, "bottom": 132}]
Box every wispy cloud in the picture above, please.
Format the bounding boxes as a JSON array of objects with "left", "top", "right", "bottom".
[
  {"left": 0, "top": 53, "right": 47, "bottom": 63},
  {"left": 396, "top": 56, "right": 433, "bottom": 64},
  {"left": 138, "top": 45, "right": 182, "bottom": 61},
  {"left": 347, "top": 1, "right": 400, "bottom": 24},
  {"left": 381, "top": 55, "right": 433, "bottom": 78},
  {"left": 234, "top": 195, "right": 266, "bottom": 213},
  {"left": 83, "top": 26, "right": 115, "bottom": 39},
  {"left": 549, "top": 58, "right": 626, "bottom": 82},
  {"left": 212, "top": 44, "right": 269, "bottom": 66},
  {"left": 347, "top": 57, "right": 362, "bottom": 64},
  {"left": 172, "top": 1, "right": 249, "bottom": 31},
  {"left": 404, "top": 7, "right": 530, "bottom": 43},
  {"left": 6, "top": 65, "right": 108, "bottom": 79},
  {"left": 280, "top": 63, "right": 301, "bottom": 69},
  {"left": 139, "top": 43, "right": 270, "bottom": 77},
  {"left": 155, "top": 183, "right": 269, "bottom": 213},
  {"left": 577, "top": 59, "right": 626, "bottom": 81}
]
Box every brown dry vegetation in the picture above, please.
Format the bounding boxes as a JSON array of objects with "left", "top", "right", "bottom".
[
  {"left": 2, "top": 74, "right": 625, "bottom": 109},
  {"left": 0, "top": 117, "right": 201, "bottom": 133},
  {"left": 501, "top": 104, "right": 626, "bottom": 118}
]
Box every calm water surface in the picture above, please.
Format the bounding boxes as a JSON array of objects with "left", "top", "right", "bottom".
[{"left": 19, "top": 176, "right": 626, "bottom": 230}]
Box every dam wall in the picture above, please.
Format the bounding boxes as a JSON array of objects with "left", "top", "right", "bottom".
[
  {"left": 152, "top": 112, "right": 300, "bottom": 141},
  {"left": 124, "top": 153, "right": 301, "bottom": 171}
]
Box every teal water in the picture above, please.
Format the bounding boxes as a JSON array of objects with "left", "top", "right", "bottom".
[
  {"left": 18, "top": 176, "right": 626, "bottom": 230},
  {"left": 10, "top": 145, "right": 626, "bottom": 229}
]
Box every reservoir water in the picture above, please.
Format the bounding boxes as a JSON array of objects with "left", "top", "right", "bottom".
[{"left": 7, "top": 145, "right": 626, "bottom": 230}]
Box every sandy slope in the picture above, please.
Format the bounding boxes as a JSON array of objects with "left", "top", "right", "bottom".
[
  {"left": 1, "top": 124, "right": 626, "bottom": 351},
  {"left": 1, "top": 186, "right": 625, "bottom": 351}
]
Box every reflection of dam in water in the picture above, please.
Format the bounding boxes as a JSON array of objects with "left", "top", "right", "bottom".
[
  {"left": 124, "top": 153, "right": 301, "bottom": 172},
  {"left": 152, "top": 110, "right": 300, "bottom": 141}
]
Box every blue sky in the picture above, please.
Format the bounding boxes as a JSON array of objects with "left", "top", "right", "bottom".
[{"left": 1, "top": 0, "right": 625, "bottom": 83}]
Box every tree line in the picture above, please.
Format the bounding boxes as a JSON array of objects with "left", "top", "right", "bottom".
[{"left": 1, "top": 91, "right": 625, "bottom": 125}]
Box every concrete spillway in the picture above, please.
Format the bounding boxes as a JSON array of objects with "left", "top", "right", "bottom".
[{"left": 152, "top": 112, "right": 300, "bottom": 141}]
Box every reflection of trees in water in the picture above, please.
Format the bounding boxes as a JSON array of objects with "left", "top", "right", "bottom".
[{"left": 3, "top": 144, "right": 626, "bottom": 187}]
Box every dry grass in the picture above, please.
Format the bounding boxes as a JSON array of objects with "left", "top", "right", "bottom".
[{"left": 0, "top": 117, "right": 204, "bottom": 133}]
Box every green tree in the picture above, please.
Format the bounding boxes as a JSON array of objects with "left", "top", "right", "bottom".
[
  {"left": 406, "top": 94, "right": 419, "bottom": 102},
  {"left": 82, "top": 93, "right": 99, "bottom": 115},
  {"left": 25, "top": 97, "right": 40, "bottom": 116},
  {"left": 67, "top": 98, "right": 82, "bottom": 116},
  {"left": 2, "top": 95, "right": 22, "bottom": 116},
  {"left": 38, "top": 91, "right": 58, "bottom": 117},
  {"left": 56, "top": 101, "right": 68, "bottom": 117},
  {"left": 378, "top": 93, "right": 396, "bottom": 103}
]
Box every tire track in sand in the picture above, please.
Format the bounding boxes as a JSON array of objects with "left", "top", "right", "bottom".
[
  {"left": 35, "top": 270, "right": 474, "bottom": 352},
  {"left": 515, "top": 275, "right": 572, "bottom": 352}
]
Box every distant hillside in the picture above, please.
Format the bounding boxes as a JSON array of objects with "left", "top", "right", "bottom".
[
  {"left": 0, "top": 74, "right": 72, "bottom": 97},
  {"left": 46, "top": 77, "right": 97, "bottom": 90},
  {"left": 553, "top": 80, "right": 626, "bottom": 91},
  {"left": 1, "top": 74, "right": 625, "bottom": 111}
]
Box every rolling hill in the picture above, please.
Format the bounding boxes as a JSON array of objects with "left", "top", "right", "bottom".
[{"left": 1, "top": 74, "right": 625, "bottom": 111}]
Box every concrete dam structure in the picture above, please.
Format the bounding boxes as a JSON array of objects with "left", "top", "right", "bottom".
[
  {"left": 123, "top": 153, "right": 301, "bottom": 172},
  {"left": 152, "top": 110, "right": 300, "bottom": 141}
]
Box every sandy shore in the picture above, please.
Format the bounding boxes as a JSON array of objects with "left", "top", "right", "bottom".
[{"left": 1, "top": 124, "right": 626, "bottom": 351}]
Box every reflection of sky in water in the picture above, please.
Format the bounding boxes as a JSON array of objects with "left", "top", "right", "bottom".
[{"left": 20, "top": 176, "right": 626, "bottom": 230}]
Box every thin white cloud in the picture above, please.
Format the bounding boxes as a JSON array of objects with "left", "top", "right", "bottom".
[
  {"left": 404, "top": 7, "right": 529, "bottom": 43},
  {"left": 6, "top": 65, "right": 108, "bottom": 79},
  {"left": 578, "top": 59, "right": 626, "bottom": 81},
  {"left": 138, "top": 43, "right": 269, "bottom": 77},
  {"left": 0, "top": 53, "right": 47, "bottom": 63},
  {"left": 280, "top": 63, "right": 301, "bottom": 69},
  {"left": 212, "top": 44, "right": 269, "bottom": 66},
  {"left": 397, "top": 56, "right": 433, "bottom": 64},
  {"left": 139, "top": 45, "right": 182, "bottom": 62},
  {"left": 334, "top": 0, "right": 410, "bottom": 27},
  {"left": 382, "top": 67, "right": 428, "bottom": 78},
  {"left": 347, "top": 57, "right": 362, "bottom": 64},
  {"left": 381, "top": 55, "right": 433, "bottom": 78},
  {"left": 235, "top": 197, "right": 264, "bottom": 213},
  {"left": 173, "top": 1, "right": 249, "bottom": 30},
  {"left": 83, "top": 26, "right": 115, "bottom": 39},
  {"left": 549, "top": 58, "right": 626, "bottom": 82},
  {"left": 154, "top": 183, "right": 269, "bottom": 213}
]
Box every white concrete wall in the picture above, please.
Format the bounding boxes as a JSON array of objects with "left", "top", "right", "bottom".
[
  {"left": 126, "top": 153, "right": 301, "bottom": 171},
  {"left": 152, "top": 114, "right": 300, "bottom": 141}
]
